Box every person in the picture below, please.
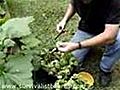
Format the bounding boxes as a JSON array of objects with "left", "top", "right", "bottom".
[{"left": 56, "top": 0, "right": 120, "bottom": 87}]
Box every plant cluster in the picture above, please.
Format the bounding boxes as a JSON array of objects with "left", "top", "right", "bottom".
[
  {"left": 39, "top": 48, "right": 78, "bottom": 79},
  {"left": 0, "top": 16, "right": 40, "bottom": 90},
  {"left": 38, "top": 48, "right": 93, "bottom": 90},
  {"left": 55, "top": 73, "right": 90, "bottom": 90},
  {"left": 0, "top": 1, "right": 93, "bottom": 90}
]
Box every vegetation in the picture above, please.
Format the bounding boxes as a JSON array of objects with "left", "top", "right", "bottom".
[
  {"left": 0, "top": 16, "right": 41, "bottom": 90},
  {"left": 0, "top": 0, "right": 120, "bottom": 90},
  {"left": 0, "top": 0, "right": 10, "bottom": 25}
]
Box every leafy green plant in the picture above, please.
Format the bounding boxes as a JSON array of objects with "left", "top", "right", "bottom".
[
  {"left": 39, "top": 48, "right": 78, "bottom": 79},
  {"left": 37, "top": 47, "right": 94, "bottom": 90},
  {"left": 0, "top": 16, "right": 40, "bottom": 90},
  {"left": 54, "top": 74, "right": 89, "bottom": 90},
  {"left": 37, "top": 47, "right": 92, "bottom": 90}
]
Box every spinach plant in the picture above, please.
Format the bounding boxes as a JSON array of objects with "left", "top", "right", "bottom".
[
  {"left": 39, "top": 48, "right": 78, "bottom": 79},
  {"left": 38, "top": 42, "right": 93, "bottom": 90}
]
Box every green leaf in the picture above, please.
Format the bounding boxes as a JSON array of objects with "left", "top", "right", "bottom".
[
  {"left": 0, "top": 44, "right": 3, "bottom": 51},
  {"left": 0, "top": 27, "right": 6, "bottom": 42},
  {"left": 4, "top": 54, "right": 33, "bottom": 86},
  {"left": 4, "top": 39, "right": 15, "bottom": 47},
  {"left": 0, "top": 51, "right": 5, "bottom": 59},
  {"left": 21, "top": 35, "right": 40, "bottom": 49},
  {"left": 1, "top": 16, "right": 34, "bottom": 38},
  {"left": 0, "top": 75, "right": 5, "bottom": 88}
]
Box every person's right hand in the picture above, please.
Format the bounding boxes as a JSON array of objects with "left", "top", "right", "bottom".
[{"left": 57, "top": 19, "right": 66, "bottom": 33}]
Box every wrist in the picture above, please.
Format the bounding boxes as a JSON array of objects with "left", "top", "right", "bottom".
[{"left": 77, "top": 42, "right": 82, "bottom": 49}]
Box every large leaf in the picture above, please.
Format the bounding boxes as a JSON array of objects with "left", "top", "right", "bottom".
[
  {"left": 21, "top": 35, "right": 40, "bottom": 49},
  {"left": 4, "top": 54, "right": 33, "bottom": 87},
  {"left": 1, "top": 16, "right": 34, "bottom": 38}
]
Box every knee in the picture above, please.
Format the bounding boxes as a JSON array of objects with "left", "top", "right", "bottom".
[{"left": 100, "top": 61, "right": 112, "bottom": 72}]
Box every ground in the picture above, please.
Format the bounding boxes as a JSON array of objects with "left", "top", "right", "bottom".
[{"left": 6, "top": 0, "right": 120, "bottom": 90}]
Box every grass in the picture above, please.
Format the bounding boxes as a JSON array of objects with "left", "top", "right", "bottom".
[{"left": 6, "top": 0, "right": 120, "bottom": 90}]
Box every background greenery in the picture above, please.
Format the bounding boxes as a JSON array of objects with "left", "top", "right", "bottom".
[{"left": 6, "top": 0, "right": 120, "bottom": 90}]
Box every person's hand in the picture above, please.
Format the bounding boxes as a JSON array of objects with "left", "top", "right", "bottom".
[
  {"left": 56, "top": 42, "right": 79, "bottom": 52},
  {"left": 57, "top": 19, "right": 66, "bottom": 33}
]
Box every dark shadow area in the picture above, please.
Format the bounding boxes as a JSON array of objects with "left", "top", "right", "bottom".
[{"left": 32, "top": 68, "right": 57, "bottom": 90}]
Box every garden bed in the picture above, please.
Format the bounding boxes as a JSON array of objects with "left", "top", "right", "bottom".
[{"left": 2, "top": 0, "right": 120, "bottom": 90}]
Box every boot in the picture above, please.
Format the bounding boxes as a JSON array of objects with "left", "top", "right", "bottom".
[{"left": 99, "top": 69, "right": 112, "bottom": 87}]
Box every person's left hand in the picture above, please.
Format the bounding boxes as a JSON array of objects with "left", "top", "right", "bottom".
[{"left": 56, "top": 42, "right": 79, "bottom": 52}]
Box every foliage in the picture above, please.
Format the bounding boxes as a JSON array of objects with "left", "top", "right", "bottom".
[
  {"left": 0, "top": 16, "right": 40, "bottom": 90},
  {"left": 6, "top": 1, "right": 92, "bottom": 90},
  {"left": 54, "top": 74, "right": 90, "bottom": 90},
  {"left": 0, "top": 0, "right": 10, "bottom": 25},
  {"left": 39, "top": 48, "right": 78, "bottom": 79},
  {"left": 7, "top": 0, "right": 120, "bottom": 90},
  {"left": 37, "top": 48, "right": 93, "bottom": 90}
]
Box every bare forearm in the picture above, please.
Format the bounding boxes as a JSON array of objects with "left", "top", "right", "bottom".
[
  {"left": 80, "top": 33, "right": 115, "bottom": 48},
  {"left": 62, "top": 3, "right": 75, "bottom": 22},
  {"left": 80, "top": 24, "right": 119, "bottom": 48}
]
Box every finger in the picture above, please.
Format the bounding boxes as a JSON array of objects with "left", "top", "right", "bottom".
[
  {"left": 57, "top": 47, "right": 67, "bottom": 52},
  {"left": 56, "top": 42, "right": 68, "bottom": 48},
  {"left": 57, "top": 25, "right": 61, "bottom": 31},
  {"left": 56, "top": 41, "right": 62, "bottom": 48},
  {"left": 59, "top": 26, "right": 63, "bottom": 30},
  {"left": 57, "top": 25, "right": 64, "bottom": 32}
]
